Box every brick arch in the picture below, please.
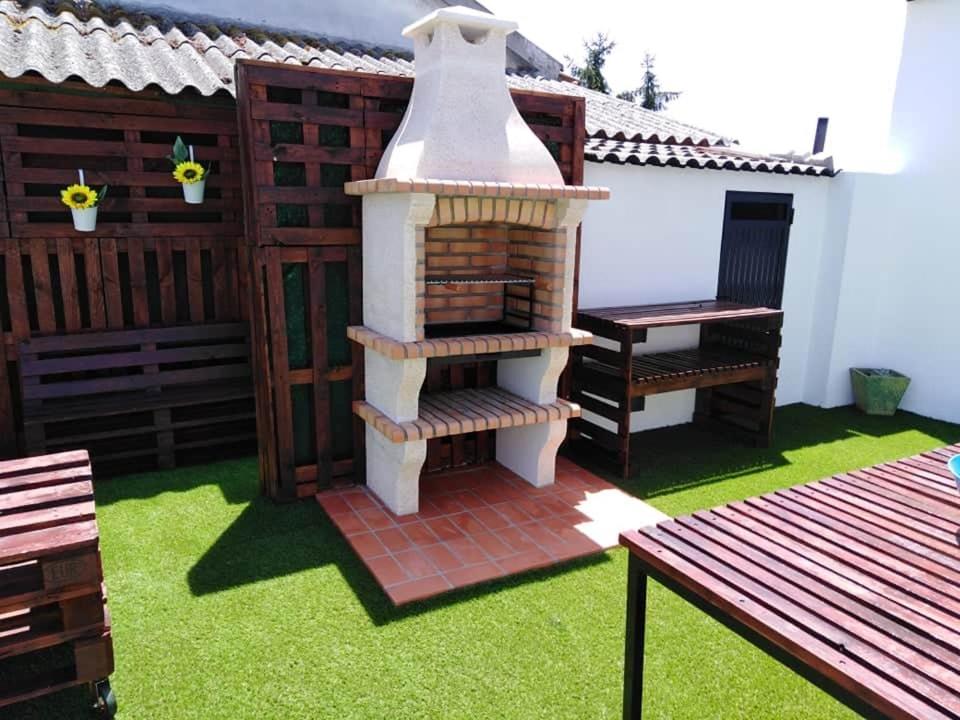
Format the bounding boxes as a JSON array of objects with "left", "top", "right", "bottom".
[{"left": 427, "top": 196, "right": 559, "bottom": 229}]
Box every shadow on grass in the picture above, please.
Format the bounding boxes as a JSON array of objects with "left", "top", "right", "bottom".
[
  {"left": 185, "top": 478, "right": 611, "bottom": 625},
  {"left": 566, "top": 403, "right": 960, "bottom": 501},
  {"left": 92, "top": 456, "right": 257, "bottom": 507}
]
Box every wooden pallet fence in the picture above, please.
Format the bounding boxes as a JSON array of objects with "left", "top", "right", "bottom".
[
  {"left": 0, "top": 79, "right": 249, "bottom": 458},
  {"left": 247, "top": 245, "right": 364, "bottom": 500},
  {"left": 0, "top": 83, "right": 242, "bottom": 239}
]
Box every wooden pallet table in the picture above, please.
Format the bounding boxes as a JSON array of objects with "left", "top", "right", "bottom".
[
  {"left": 620, "top": 443, "right": 960, "bottom": 720},
  {"left": 573, "top": 300, "right": 783, "bottom": 477},
  {"left": 0, "top": 450, "right": 116, "bottom": 717}
]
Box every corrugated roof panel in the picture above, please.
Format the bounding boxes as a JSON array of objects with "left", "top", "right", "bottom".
[
  {"left": 585, "top": 138, "right": 835, "bottom": 176},
  {"left": 0, "top": 1, "right": 835, "bottom": 176}
]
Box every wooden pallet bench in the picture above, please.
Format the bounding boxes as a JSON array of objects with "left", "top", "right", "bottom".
[
  {"left": 0, "top": 450, "right": 115, "bottom": 715},
  {"left": 573, "top": 300, "right": 782, "bottom": 477},
  {"left": 19, "top": 323, "right": 256, "bottom": 474},
  {"left": 354, "top": 387, "right": 580, "bottom": 443},
  {"left": 620, "top": 443, "right": 960, "bottom": 720}
]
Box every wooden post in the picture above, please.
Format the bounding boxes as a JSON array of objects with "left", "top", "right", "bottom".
[
  {"left": 623, "top": 552, "right": 648, "bottom": 720},
  {"left": 619, "top": 328, "right": 633, "bottom": 478},
  {"left": 0, "top": 335, "right": 15, "bottom": 458}
]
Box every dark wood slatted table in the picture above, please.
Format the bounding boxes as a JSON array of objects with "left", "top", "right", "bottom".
[
  {"left": 577, "top": 300, "right": 784, "bottom": 334},
  {"left": 620, "top": 443, "right": 960, "bottom": 720}
]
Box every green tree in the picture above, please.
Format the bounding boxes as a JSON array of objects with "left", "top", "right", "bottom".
[
  {"left": 617, "top": 53, "right": 680, "bottom": 111},
  {"left": 567, "top": 33, "right": 616, "bottom": 94}
]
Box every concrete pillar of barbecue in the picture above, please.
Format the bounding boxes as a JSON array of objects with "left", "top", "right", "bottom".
[
  {"left": 360, "top": 193, "right": 433, "bottom": 515},
  {"left": 496, "top": 199, "right": 588, "bottom": 487}
]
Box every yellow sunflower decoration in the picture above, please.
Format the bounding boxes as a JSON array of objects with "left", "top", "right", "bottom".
[
  {"left": 60, "top": 184, "right": 98, "bottom": 210},
  {"left": 173, "top": 161, "right": 205, "bottom": 185}
]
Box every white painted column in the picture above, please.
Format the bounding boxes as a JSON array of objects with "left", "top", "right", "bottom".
[
  {"left": 365, "top": 427, "right": 427, "bottom": 516},
  {"left": 364, "top": 353, "right": 426, "bottom": 422},
  {"left": 360, "top": 192, "right": 434, "bottom": 515},
  {"left": 496, "top": 347, "right": 569, "bottom": 487},
  {"left": 361, "top": 192, "right": 434, "bottom": 342}
]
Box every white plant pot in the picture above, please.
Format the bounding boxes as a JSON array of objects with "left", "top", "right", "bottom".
[
  {"left": 71, "top": 207, "right": 98, "bottom": 232},
  {"left": 182, "top": 179, "right": 206, "bottom": 204}
]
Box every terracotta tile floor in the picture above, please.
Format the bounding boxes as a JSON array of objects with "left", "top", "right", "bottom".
[{"left": 317, "top": 457, "right": 667, "bottom": 605}]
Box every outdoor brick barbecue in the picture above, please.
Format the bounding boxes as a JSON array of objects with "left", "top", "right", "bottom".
[{"left": 345, "top": 7, "right": 609, "bottom": 516}]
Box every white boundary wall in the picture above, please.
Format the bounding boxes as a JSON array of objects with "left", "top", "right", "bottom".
[
  {"left": 814, "top": 1, "right": 960, "bottom": 424},
  {"left": 579, "top": 162, "right": 832, "bottom": 433}
]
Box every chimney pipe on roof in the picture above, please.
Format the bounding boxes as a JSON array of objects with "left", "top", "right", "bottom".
[{"left": 813, "top": 117, "right": 829, "bottom": 154}]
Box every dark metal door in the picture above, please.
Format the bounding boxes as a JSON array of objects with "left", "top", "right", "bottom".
[{"left": 717, "top": 191, "right": 793, "bottom": 309}]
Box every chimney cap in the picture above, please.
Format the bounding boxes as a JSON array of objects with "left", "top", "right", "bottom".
[{"left": 402, "top": 5, "right": 519, "bottom": 39}]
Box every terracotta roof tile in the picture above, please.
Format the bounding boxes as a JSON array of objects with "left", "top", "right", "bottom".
[{"left": 585, "top": 138, "right": 836, "bottom": 177}]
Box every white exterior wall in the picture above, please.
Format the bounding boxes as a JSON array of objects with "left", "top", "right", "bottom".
[
  {"left": 816, "top": 0, "right": 960, "bottom": 424},
  {"left": 580, "top": 162, "right": 832, "bottom": 432}
]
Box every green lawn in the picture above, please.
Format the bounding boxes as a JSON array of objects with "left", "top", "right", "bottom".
[{"left": 15, "top": 404, "right": 959, "bottom": 719}]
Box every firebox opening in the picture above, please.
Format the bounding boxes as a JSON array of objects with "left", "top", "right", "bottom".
[{"left": 423, "top": 222, "right": 561, "bottom": 338}]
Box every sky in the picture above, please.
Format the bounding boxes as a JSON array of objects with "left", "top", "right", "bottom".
[{"left": 485, "top": 0, "right": 907, "bottom": 168}]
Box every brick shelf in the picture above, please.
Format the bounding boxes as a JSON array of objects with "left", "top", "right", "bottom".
[
  {"left": 354, "top": 387, "right": 580, "bottom": 443},
  {"left": 347, "top": 325, "right": 592, "bottom": 360},
  {"left": 344, "top": 177, "right": 610, "bottom": 200}
]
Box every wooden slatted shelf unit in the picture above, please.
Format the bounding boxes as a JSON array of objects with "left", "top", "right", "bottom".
[
  {"left": 573, "top": 300, "right": 783, "bottom": 477},
  {"left": 0, "top": 450, "right": 115, "bottom": 715},
  {"left": 354, "top": 387, "right": 580, "bottom": 443}
]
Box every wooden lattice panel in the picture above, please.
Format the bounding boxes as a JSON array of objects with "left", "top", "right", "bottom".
[
  {"left": 237, "top": 62, "right": 368, "bottom": 247},
  {"left": 0, "top": 87, "right": 242, "bottom": 239}
]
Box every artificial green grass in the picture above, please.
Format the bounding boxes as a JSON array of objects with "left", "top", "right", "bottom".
[{"left": 13, "top": 404, "right": 959, "bottom": 719}]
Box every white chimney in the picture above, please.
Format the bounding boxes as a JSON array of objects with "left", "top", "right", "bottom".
[{"left": 375, "top": 6, "right": 564, "bottom": 185}]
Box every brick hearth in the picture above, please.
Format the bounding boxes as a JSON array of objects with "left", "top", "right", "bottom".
[{"left": 317, "top": 457, "right": 666, "bottom": 605}]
